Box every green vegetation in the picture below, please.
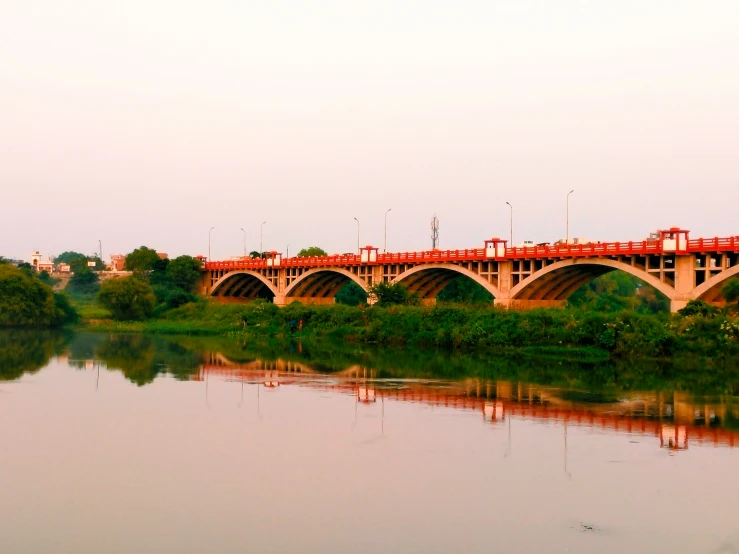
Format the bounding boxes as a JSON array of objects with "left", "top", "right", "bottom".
[
  {"left": 67, "top": 266, "right": 100, "bottom": 294},
  {"left": 335, "top": 282, "right": 368, "bottom": 306},
  {"left": 98, "top": 276, "right": 156, "bottom": 320},
  {"left": 73, "top": 296, "right": 739, "bottom": 362},
  {"left": 0, "top": 264, "right": 78, "bottom": 327},
  {"left": 124, "top": 246, "right": 160, "bottom": 272},
  {"left": 437, "top": 276, "right": 493, "bottom": 304},
  {"left": 297, "top": 246, "right": 328, "bottom": 257},
  {"left": 54, "top": 251, "right": 105, "bottom": 271},
  {"left": 568, "top": 272, "right": 670, "bottom": 313},
  {"left": 723, "top": 278, "right": 739, "bottom": 305},
  {"left": 367, "top": 282, "right": 420, "bottom": 306}
]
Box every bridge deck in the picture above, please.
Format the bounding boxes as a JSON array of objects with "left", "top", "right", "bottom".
[{"left": 204, "top": 236, "right": 739, "bottom": 270}]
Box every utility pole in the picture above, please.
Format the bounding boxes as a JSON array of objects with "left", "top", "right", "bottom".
[{"left": 566, "top": 190, "right": 575, "bottom": 244}]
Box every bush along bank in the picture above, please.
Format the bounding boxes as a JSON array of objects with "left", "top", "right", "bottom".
[{"left": 78, "top": 298, "right": 739, "bottom": 361}]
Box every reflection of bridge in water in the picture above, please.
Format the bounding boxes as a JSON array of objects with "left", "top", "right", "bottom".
[{"left": 195, "top": 355, "right": 739, "bottom": 451}]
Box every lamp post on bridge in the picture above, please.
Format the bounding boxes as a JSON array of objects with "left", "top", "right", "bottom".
[
  {"left": 240, "top": 228, "right": 246, "bottom": 258},
  {"left": 566, "top": 189, "right": 575, "bottom": 244},
  {"left": 208, "top": 226, "right": 215, "bottom": 261},
  {"left": 505, "top": 202, "right": 513, "bottom": 246},
  {"left": 384, "top": 208, "right": 392, "bottom": 252},
  {"left": 260, "top": 221, "right": 266, "bottom": 256},
  {"left": 353, "top": 217, "right": 360, "bottom": 254}
]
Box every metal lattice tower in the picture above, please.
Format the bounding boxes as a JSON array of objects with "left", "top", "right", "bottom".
[{"left": 430, "top": 214, "right": 439, "bottom": 249}]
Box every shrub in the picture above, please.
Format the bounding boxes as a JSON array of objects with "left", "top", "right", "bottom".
[{"left": 98, "top": 276, "right": 156, "bottom": 321}]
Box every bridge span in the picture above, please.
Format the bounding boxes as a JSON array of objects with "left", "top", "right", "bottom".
[{"left": 201, "top": 228, "right": 739, "bottom": 312}]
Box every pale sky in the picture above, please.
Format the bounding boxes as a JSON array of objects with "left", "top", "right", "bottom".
[{"left": 2, "top": 0, "right": 738, "bottom": 261}]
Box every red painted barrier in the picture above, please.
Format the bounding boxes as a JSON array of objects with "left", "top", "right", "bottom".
[{"left": 204, "top": 236, "right": 739, "bottom": 271}]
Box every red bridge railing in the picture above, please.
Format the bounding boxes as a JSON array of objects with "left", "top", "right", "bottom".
[{"left": 203, "top": 236, "right": 739, "bottom": 270}]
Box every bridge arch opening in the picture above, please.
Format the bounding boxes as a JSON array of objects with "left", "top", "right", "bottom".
[
  {"left": 692, "top": 263, "right": 739, "bottom": 304},
  {"left": 393, "top": 264, "right": 500, "bottom": 303},
  {"left": 509, "top": 259, "right": 674, "bottom": 312},
  {"left": 284, "top": 268, "right": 368, "bottom": 305},
  {"left": 210, "top": 271, "right": 277, "bottom": 303}
]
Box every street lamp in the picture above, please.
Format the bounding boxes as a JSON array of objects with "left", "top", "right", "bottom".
[
  {"left": 384, "top": 208, "right": 392, "bottom": 252},
  {"left": 260, "top": 221, "right": 266, "bottom": 256},
  {"left": 505, "top": 202, "right": 513, "bottom": 246},
  {"left": 240, "top": 228, "right": 246, "bottom": 258},
  {"left": 286, "top": 244, "right": 289, "bottom": 258},
  {"left": 566, "top": 190, "right": 575, "bottom": 244},
  {"left": 353, "top": 217, "right": 360, "bottom": 254},
  {"left": 208, "top": 226, "right": 215, "bottom": 260}
]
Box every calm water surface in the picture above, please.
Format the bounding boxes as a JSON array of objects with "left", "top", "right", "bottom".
[{"left": 1, "top": 332, "right": 738, "bottom": 554}]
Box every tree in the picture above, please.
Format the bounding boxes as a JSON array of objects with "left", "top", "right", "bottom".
[
  {"left": 723, "top": 279, "right": 739, "bottom": 304},
  {"left": 249, "top": 251, "right": 261, "bottom": 259},
  {"left": 67, "top": 266, "right": 100, "bottom": 294},
  {"left": 125, "top": 246, "right": 161, "bottom": 272},
  {"left": 55, "top": 251, "right": 104, "bottom": 272},
  {"left": 335, "top": 282, "right": 368, "bottom": 306},
  {"left": 367, "top": 282, "right": 420, "bottom": 306},
  {"left": 165, "top": 255, "right": 202, "bottom": 292},
  {"left": 98, "top": 276, "right": 156, "bottom": 320},
  {"left": 437, "top": 276, "right": 493, "bottom": 304},
  {"left": 568, "top": 272, "right": 669, "bottom": 314},
  {"left": 0, "top": 265, "right": 77, "bottom": 327},
  {"left": 297, "top": 246, "right": 328, "bottom": 257}
]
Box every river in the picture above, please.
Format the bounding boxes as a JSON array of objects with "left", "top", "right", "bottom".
[{"left": 1, "top": 331, "right": 738, "bottom": 553}]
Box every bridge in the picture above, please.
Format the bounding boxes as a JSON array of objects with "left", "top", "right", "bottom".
[{"left": 201, "top": 228, "right": 739, "bottom": 312}]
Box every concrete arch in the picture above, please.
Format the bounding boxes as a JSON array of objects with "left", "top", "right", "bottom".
[
  {"left": 692, "top": 264, "right": 739, "bottom": 302},
  {"left": 509, "top": 258, "right": 676, "bottom": 301},
  {"left": 393, "top": 263, "right": 502, "bottom": 299},
  {"left": 284, "top": 267, "right": 368, "bottom": 298},
  {"left": 210, "top": 270, "right": 278, "bottom": 298}
]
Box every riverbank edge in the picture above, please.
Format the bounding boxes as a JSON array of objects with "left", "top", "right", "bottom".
[{"left": 67, "top": 300, "right": 739, "bottom": 363}]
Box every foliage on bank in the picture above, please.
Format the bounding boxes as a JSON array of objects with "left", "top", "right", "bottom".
[
  {"left": 0, "top": 264, "right": 78, "bottom": 328},
  {"left": 78, "top": 296, "right": 739, "bottom": 361}
]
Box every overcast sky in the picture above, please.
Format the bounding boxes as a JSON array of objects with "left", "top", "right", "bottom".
[{"left": 2, "top": 0, "right": 738, "bottom": 261}]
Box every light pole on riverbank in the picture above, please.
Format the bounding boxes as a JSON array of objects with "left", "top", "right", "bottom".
[
  {"left": 353, "top": 217, "right": 360, "bottom": 254},
  {"left": 566, "top": 189, "right": 575, "bottom": 244},
  {"left": 208, "top": 227, "right": 215, "bottom": 260},
  {"left": 505, "top": 202, "right": 513, "bottom": 246}
]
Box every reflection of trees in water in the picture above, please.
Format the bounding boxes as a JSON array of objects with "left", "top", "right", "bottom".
[
  {"left": 0, "top": 330, "right": 71, "bottom": 381},
  {"left": 92, "top": 334, "right": 201, "bottom": 386}
]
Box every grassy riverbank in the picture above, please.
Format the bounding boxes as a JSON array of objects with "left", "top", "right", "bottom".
[{"left": 74, "top": 297, "right": 739, "bottom": 361}]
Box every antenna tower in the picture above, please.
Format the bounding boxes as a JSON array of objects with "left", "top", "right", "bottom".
[{"left": 430, "top": 214, "right": 439, "bottom": 249}]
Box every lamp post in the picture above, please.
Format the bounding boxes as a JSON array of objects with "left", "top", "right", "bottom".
[
  {"left": 260, "top": 221, "right": 266, "bottom": 256},
  {"left": 353, "top": 217, "right": 360, "bottom": 254},
  {"left": 208, "top": 226, "right": 215, "bottom": 261},
  {"left": 286, "top": 244, "right": 289, "bottom": 258},
  {"left": 384, "top": 208, "right": 392, "bottom": 252},
  {"left": 566, "top": 190, "right": 575, "bottom": 244},
  {"left": 240, "top": 228, "right": 246, "bottom": 258},
  {"left": 505, "top": 202, "right": 513, "bottom": 246}
]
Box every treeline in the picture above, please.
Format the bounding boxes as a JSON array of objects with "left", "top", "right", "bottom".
[
  {"left": 96, "top": 246, "right": 203, "bottom": 320},
  {"left": 0, "top": 263, "right": 78, "bottom": 328}
]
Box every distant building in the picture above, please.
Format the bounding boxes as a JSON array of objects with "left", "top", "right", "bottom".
[
  {"left": 108, "top": 254, "right": 126, "bottom": 272},
  {"left": 30, "top": 250, "right": 55, "bottom": 273},
  {"left": 57, "top": 263, "right": 71, "bottom": 273},
  {"left": 157, "top": 252, "right": 168, "bottom": 260}
]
